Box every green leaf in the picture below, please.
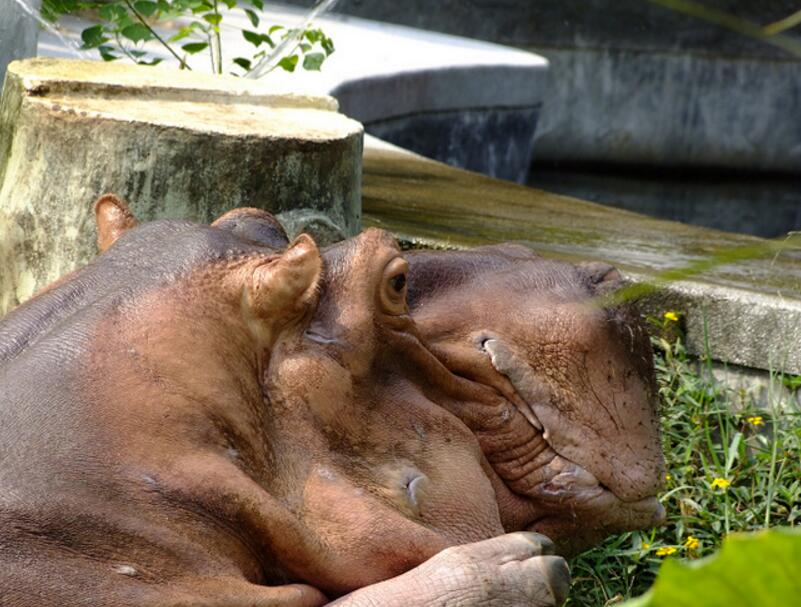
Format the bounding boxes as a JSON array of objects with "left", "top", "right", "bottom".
[
  {"left": 80, "top": 24, "right": 107, "bottom": 49},
  {"left": 233, "top": 57, "right": 252, "bottom": 71},
  {"left": 278, "top": 54, "right": 298, "bottom": 72},
  {"left": 221, "top": 0, "right": 236, "bottom": 8},
  {"left": 250, "top": 0, "right": 263, "bottom": 9},
  {"left": 322, "top": 36, "right": 335, "bottom": 55},
  {"left": 621, "top": 528, "right": 801, "bottom": 607},
  {"left": 302, "top": 52, "right": 324, "bottom": 71},
  {"left": 169, "top": 23, "right": 201, "bottom": 42},
  {"left": 244, "top": 8, "right": 259, "bottom": 28},
  {"left": 98, "top": 3, "right": 127, "bottom": 22},
  {"left": 242, "top": 30, "right": 263, "bottom": 47},
  {"left": 203, "top": 13, "right": 222, "bottom": 26},
  {"left": 121, "top": 23, "right": 153, "bottom": 43},
  {"left": 181, "top": 41, "right": 209, "bottom": 54},
  {"left": 268, "top": 24, "right": 283, "bottom": 34},
  {"left": 98, "top": 44, "right": 120, "bottom": 61},
  {"left": 133, "top": 0, "right": 158, "bottom": 16},
  {"left": 299, "top": 42, "right": 311, "bottom": 53}
]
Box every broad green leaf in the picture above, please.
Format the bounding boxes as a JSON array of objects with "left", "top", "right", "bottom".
[
  {"left": 169, "top": 23, "right": 200, "bottom": 42},
  {"left": 278, "top": 54, "right": 298, "bottom": 72},
  {"left": 203, "top": 13, "right": 222, "bottom": 26},
  {"left": 250, "top": 0, "right": 263, "bottom": 9},
  {"left": 80, "top": 24, "right": 107, "bottom": 49},
  {"left": 244, "top": 8, "right": 259, "bottom": 28},
  {"left": 233, "top": 57, "right": 252, "bottom": 70},
  {"left": 221, "top": 0, "right": 236, "bottom": 8},
  {"left": 299, "top": 42, "right": 311, "bottom": 53},
  {"left": 133, "top": 0, "right": 157, "bottom": 16},
  {"left": 181, "top": 41, "right": 209, "bottom": 54},
  {"left": 121, "top": 23, "right": 152, "bottom": 43},
  {"left": 302, "top": 52, "right": 324, "bottom": 71},
  {"left": 268, "top": 24, "right": 283, "bottom": 34},
  {"left": 622, "top": 527, "right": 801, "bottom": 607},
  {"left": 242, "top": 30, "right": 263, "bottom": 47},
  {"left": 321, "top": 36, "right": 334, "bottom": 55}
]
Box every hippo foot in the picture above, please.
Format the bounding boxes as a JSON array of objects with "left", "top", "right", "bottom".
[{"left": 331, "top": 532, "right": 570, "bottom": 607}]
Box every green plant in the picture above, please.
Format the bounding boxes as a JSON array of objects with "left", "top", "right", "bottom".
[
  {"left": 41, "top": 0, "right": 334, "bottom": 76},
  {"left": 567, "top": 313, "right": 801, "bottom": 606}
]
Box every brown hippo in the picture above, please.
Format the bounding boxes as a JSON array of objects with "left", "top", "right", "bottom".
[
  {"left": 0, "top": 196, "right": 569, "bottom": 606},
  {"left": 405, "top": 247, "right": 666, "bottom": 555}
]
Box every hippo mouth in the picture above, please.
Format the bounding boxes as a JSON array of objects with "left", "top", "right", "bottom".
[{"left": 477, "top": 335, "right": 665, "bottom": 548}]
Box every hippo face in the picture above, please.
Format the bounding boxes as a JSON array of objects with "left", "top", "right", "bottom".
[
  {"left": 0, "top": 199, "right": 506, "bottom": 604},
  {"left": 405, "top": 244, "right": 666, "bottom": 555}
]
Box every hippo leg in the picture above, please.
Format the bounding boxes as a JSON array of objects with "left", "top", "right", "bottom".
[{"left": 332, "top": 532, "right": 570, "bottom": 607}]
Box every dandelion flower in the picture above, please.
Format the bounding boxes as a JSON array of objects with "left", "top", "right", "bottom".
[
  {"left": 684, "top": 536, "right": 700, "bottom": 551},
  {"left": 711, "top": 478, "right": 731, "bottom": 490},
  {"left": 642, "top": 542, "right": 651, "bottom": 550},
  {"left": 665, "top": 473, "right": 672, "bottom": 482},
  {"left": 663, "top": 311, "right": 679, "bottom": 322},
  {"left": 746, "top": 416, "right": 764, "bottom": 426},
  {"left": 655, "top": 546, "right": 677, "bottom": 556}
]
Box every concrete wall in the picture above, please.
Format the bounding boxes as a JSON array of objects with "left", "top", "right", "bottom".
[
  {"left": 0, "top": 0, "right": 41, "bottom": 84},
  {"left": 291, "top": 0, "right": 801, "bottom": 173}
]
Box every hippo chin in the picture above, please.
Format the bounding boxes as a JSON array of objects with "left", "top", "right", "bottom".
[
  {"left": 0, "top": 197, "right": 569, "bottom": 607},
  {"left": 405, "top": 245, "right": 666, "bottom": 555}
]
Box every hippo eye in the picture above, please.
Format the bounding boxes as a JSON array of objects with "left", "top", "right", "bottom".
[
  {"left": 390, "top": 272, "right": 406, "bottom": 293},
  {"left": 380, "top": 257, "right": 409, "bottom": 315}
]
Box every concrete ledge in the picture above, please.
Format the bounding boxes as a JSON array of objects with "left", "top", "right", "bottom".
[
  {"left": 361, "top": 136, "right": 801, "bottom": 375},
  {"left": 0, "top": 58, "right": 363, "bottom": 314}
]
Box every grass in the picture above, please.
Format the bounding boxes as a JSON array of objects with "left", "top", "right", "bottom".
[{"left": 566, "top": 312, "right": 801, "bottom": 606}]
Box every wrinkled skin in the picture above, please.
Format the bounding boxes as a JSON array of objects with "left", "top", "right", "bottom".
[
  {"left": 0, "top": 198, "right": 568, "bottom": 606},
  {"left": 405, "top": 245, "right": 666, "bottom": 555}
]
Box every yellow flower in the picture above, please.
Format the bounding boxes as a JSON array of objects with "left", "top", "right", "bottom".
[
  {"left": 655, "top": 546, "right": 677, "bottom": 556},
  {"left": 684, "top": 536, "right": 700, "bottom": 551},
  {"left": 711, "top": 478, "right": 731, "bottom": 490},
  {"left": 665, "top": 473, "right": 672, "bottom": 481},
  {"left": 642, "top": 542, "right": 651, "bottom": 550},
  {"left": 663, "top": 311, "right": 679, "bottom": 322},
  {"left": 746, "top": 416, "right": 764, "bottom": 426}
]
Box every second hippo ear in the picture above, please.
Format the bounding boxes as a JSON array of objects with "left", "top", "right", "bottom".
[
  {"left": 212, "top": 207, "right": 290, "bottom": 249},
  {"left": 578, "top": 261, "right": 622, "bottom": 294},
  {"left": 94, "top": 194, "right": 139, "bottom": 252},
  {"left": 244, "top": 234, "right": 323, "bottom": 342}
]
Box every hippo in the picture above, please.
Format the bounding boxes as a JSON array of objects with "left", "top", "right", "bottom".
[
  {"left": 404, "top": 247, "right": 666, "bottom": 555},
  {"left": 0, "top": 196, "right": 570, "bottom": 606}
]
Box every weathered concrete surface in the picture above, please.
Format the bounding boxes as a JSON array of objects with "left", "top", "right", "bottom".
[
  {"left": 305, "top": 0, "right": 801, "bottom": 173},
  {"left": 0, "top": 0, "right": 41, "bottom": 84},
  {"left": 0, "top": 58, "right": 363, "bottom": 314},
  {"left": 361, "top": 136, "right": 801, "bottom": 375}
]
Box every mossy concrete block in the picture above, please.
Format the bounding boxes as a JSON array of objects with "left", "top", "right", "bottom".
[
  {"left": 0, "top": 58, "right": 363, "bottom": 314},
  {"left": 361, "top": 136, "right": 801, "bottom": 376}
]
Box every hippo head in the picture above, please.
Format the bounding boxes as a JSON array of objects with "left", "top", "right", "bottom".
[
  {"left": 405, "top": 244, "right": 666, "bottom": 555},
  {"left": 0, "top": 197, "right": 507, "bottom": 600}
]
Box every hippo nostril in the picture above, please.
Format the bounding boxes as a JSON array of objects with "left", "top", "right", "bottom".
[{"left": 304, "top": 328, "right": 338, "bottom": 344}]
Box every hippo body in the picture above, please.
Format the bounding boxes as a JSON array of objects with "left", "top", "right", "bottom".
[{"left": 0, "top": 199, "right": 569, "bottom": 606}]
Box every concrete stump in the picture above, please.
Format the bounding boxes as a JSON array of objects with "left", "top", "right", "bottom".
[{"left": 0, "top": 58, "right": 363, "bottom": 315}]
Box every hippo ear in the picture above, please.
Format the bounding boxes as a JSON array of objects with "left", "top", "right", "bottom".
[
  {"left": 577, "top": 261, "right": 622, "bottom": 294},
  {"left": 212, "top": 207, "right": 290, "bottom": 249},
  {"left": 94, "top": 194, "right": 139, "bottom": 253},
  {"left": 244, "top": 233, "right": 322, "bottom": 342}
]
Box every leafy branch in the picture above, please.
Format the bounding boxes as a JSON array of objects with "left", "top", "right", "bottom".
[{"left": 42, "top": 0, "right": 335, "bottom": 77}]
